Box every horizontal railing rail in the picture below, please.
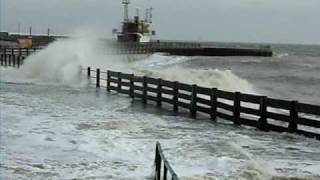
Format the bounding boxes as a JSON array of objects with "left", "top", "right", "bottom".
[
  {"left": 83, "top": 67, "right": 320, "bottom": 140},
  {"left": 154, "top": 142, "right": 179, "bottom": 180}
]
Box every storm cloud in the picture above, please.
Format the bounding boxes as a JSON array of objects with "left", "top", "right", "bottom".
[{"left": 1, "top": 0, "right": 320, "bottom": 44}]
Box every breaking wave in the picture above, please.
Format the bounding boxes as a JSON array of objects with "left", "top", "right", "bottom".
[{"left": 0, "top": 36, "right": 256, "bottom": 94}]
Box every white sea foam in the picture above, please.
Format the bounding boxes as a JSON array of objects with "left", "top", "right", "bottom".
[
  {"left": 149, "top": 67, "right": 255, "bottom": 93},
  {"left": 1, "top": 35, "right": 256, "bottom": 94},
  {"left": 276, "top": 53, "right": 289, "bottom": 58},
  {"left": 228, "top": 142, "right": 274, "bottom": 180}
]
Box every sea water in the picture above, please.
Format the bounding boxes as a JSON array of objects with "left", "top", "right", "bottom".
[{"left": 1, "top": 37, "right": 320, "bottom": 179}]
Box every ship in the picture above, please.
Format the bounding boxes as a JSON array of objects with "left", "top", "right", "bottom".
[
  {"left": 111, "top": 0, "right": 273, "bottom": 57},
  {"left": 113, "top": 0, "right": 155, "bottom": 43}
]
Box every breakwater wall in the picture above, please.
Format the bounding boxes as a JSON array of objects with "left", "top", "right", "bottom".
[
  {"left": 110, "top": 42, "right": 273, "bottom": 57},
  {"left": 1, "top": 40, "right": 272, "bottom": 57},
  {"left": 84, "top": 67, "right": 320, "bottom": 140}
]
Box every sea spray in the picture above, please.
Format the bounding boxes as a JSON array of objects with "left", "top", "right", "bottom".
[
  {"left": 1, "top": 36, "right": 257, "bottom": 94},
  {"left": 132, "top": 54, "right": 256, "bottom": 93},
  {"left": 1, "top": 37, "right": 130, "bottom": 85},
  {"left": 147, "top": 66, "right": 255, "bottom": 94},
  {"left": 227, "top": 141, "right": 274, "bottom": 180}
]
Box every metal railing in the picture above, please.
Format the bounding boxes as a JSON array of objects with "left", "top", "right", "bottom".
[{"left": 154, "top": 142, "right": 179, "bottom": 180}]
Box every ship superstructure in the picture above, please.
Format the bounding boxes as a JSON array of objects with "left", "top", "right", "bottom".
[{"left": 113, "top": 0, "right": 155, "bottom": 43}]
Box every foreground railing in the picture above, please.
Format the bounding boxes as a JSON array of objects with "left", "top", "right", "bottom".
[
  {"left": 154, "top": 142, "right": 179, "bottom": 180},
  {"left": 83, "top": 67, "right": 320, "bottom": 140}
]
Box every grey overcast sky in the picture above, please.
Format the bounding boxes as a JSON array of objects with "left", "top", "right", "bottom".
[{"left": 1, "top": 0, "right": 320, "bottom": 44}]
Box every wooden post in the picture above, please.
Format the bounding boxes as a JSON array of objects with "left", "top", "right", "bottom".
[
  {"left": 129, "top": 74, "right": 134, "bottom": 98},
  {"left": 107, "top": 70, "right": 111, "bottom": 92},
  {"left": 12, "top": 55, "right": 16, "bottom": 67},
  {"left": 4, "top": 54, "right": 7, "bottom": 67},
  {"left": 157, "top": 78, "right": 162, "bottom": 107},
  {"left": 96, "top": 68, "right": 100, "bottom": 88},
  {"left": 117, "top": 72, "right": 122, "bottom": 93},
  {"left": 210, "top": 88, "right": 218, "bottom": 121},
  {"left": 234, "top": 92, "right": 241, "bottom": 125},
  {"left": 258, "top": 96, "right": 268, "bottom": 131},
  {"left": 289, "top": 101, "right": 298, "bottom": 132},
  {"left": 87, "top": 67, "right": 91, "bottom": 80},
  {"left": 173, "top": 81, "right": 179, "bottom": 112},
  {"left": 8, "top": 54, "right": 11, "bottom": 66},
  {"left": 0, "top": 54, "right": 3, "bottom": 66},
  {"left": 190, "top": 84, "right": 197, "bottom": 118},
  {"left": 143, "top": 76, "right": 147, "bottom": 104}
]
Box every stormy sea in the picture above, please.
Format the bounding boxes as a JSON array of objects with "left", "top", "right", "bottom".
[{"left": 1, "top": 37, "right": 320, "bottom": 179}]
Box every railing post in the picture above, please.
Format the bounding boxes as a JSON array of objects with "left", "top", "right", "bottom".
[
  {"left": 233, "top": 92, "right": 241, "bottom": 125},
  {"left": 26, "top": 48, "right": 29, "bottom": 56},
  {"left": 173, "top": 81, "right": 178, "bottom": 112},
  {"left": 4, "top": 54, "right": 8, "bottom": 67},
  {"left": 154, "top": 143, "right": 161, "bottom": 180},
  {"left": 157, "top": 78, "right": 162, "bottom": 107},
  {"left": 0, "top": 54, "right": 2, "bottom": 66},
  {"left": 210, "top": 88, "right": 217, "bottom": 121},
  {"left": 289, "top": 101, "right": 298, "bottom": 132},
  {"left": 190, "top": 84, "right": 197, "bottom": 118},
  {"left": 117, "top": 72, "right": 122, "bottom": 92},
  {"left": 12, "top": 55, "right": 16, "bottom": 67},
  {"left": 19, "top": 48, "right": 22, "bottom": 56},
  {"left": 8, "top": 54, "right": 11, "bottom": 66},
  {"left": 258, "top": 96, "right": 268, "bottom": 131},
  {"left": 129, "top": 74, "right": 134, "bottom": 98},
  {"left": 143, "top": 76, "right": 147, "bottom": 104},
  {"left": 87, "top": 67, "right": 91, "bottom": 80},
  {"left": 96, "top": 68, "right": 100, "bottom": 88},
  {"left": 107, "top": 70, "right": 111, "bottom": 92}
]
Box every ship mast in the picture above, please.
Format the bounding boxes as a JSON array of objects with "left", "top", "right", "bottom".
[{"left": 122, "top": 0, "right": 130, "bottom": 22}]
